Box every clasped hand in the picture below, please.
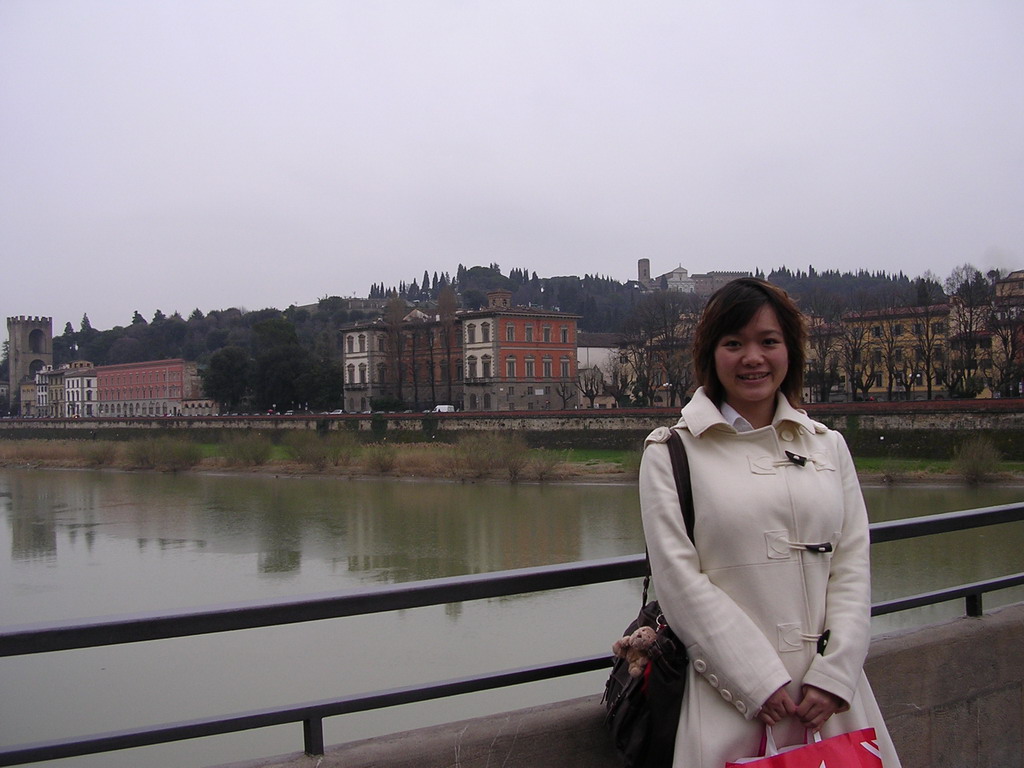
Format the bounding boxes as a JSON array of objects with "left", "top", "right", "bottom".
[{"left": 757, "top": 685, "right": 842, "bottom": 732}]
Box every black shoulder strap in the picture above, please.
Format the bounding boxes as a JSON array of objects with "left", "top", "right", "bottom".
[
  {"left": 666, "top": 429, "right": 695, "bottom": 543},
  {"left": 642, "top": 428, "right": 695, "bottom": 605}
]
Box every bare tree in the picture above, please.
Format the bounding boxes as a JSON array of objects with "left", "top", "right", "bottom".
[
  {"left": 621, "top": 291, "right": 701, "bottom": 406},
  {"left": 383, "top": 296, "right": 408, "bottom": 404},
  {"left": 801, "top": 288, "right": 844, "bottom": 404},
  {"left": 577, "top": 365, "right": 604, "bottom": 407},
  {"left": 945, "top": 264, "right": 991, "bottom": 397},
  {"left": 839, "top": 293, "right": 881, "bottom": 401},
  {"left": 437, "top": 285, "right": 458, "bottom": 405},
  {"left": 905, "top": 276, "right": 948, "bottom": 400},
  {"left": 988, "top": 301, "right": 1024, "bottom": 397},
  {"left": 556, "top": 381, "right": 576, "bottom": 409},
  {"left": 605, "top": 355, "right": 631, "bottom": 407}
]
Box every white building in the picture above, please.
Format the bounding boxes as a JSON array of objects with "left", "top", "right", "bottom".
[{"left": 64, "top": 361, "right": 97, "bottom": 417}]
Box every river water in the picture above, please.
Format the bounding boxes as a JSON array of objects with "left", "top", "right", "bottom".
[{"left": 2, "top": 468, "right": 1023, "bottom": 768}]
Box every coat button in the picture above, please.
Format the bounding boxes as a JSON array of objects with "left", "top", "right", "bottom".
[
  {"left": 735, "top": 701, "right": 747, "bottom": 713},
  {"left": 707, "top": 674, "right": 719, "bottom": 687},
  {"left": 780, "top": 429, "right": 795, "bottom": 441},
  {"left": 694, "top": 659, "right": 707, "bottom": 673},
  {"left": 720, "top": 689, "right": 733, "bottom": 702}
]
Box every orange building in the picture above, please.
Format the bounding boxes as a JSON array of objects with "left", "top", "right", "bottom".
[{"left": 460, "top": 290, "right": 580, "bottom": 411}]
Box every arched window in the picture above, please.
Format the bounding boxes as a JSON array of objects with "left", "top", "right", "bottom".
[{"left": 505, "top": 356, "right": 516, "bottom": 378}]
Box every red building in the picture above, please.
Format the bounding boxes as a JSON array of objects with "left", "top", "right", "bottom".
[{"left": 96, "top": 359, "right": 202, "bottom": 417}]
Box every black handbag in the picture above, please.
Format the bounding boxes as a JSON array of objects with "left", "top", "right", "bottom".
[{"left": 603, "top": 429, "right": 695, "bottom": 768}]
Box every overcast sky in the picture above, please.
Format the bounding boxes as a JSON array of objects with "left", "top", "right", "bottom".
[{"left": 2, "top": 1, "right": 1023, "bottom": 332}]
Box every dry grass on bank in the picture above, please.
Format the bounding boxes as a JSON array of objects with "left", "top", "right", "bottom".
[{"left": 0, "top": 435, "right": 621, "bottom": 482}]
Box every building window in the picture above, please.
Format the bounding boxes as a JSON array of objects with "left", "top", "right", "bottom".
[
  {"left": 483, "top": 393, "right": 492, "bottom": 410},
  {"left": 506, "top": 357, "right": 516, "bottom": 378},
  {"left": 506, "top": 324, "right": 515, "bottom": 342},
  {"left": 525, "top": 325, "right": 534, "bottom": 342},
  {"left": 467, "top": 357, "right": 478, "bottom": 379},
  {"left": 467, "top": 324, "right": 476, "bottom": 344},
  {"left": 560, "top": 327, "right": 568, "bottom": 344},
  {"left": 482, "top": 356, "right": 492, "bottom": 378},
  {"left": 543, "top": 326, "right": 551, "bottom": 343},
  {"left": 358, "top": 335, "right": 366, "bottom": 353},
  {"left": 525, "top": 358, "right": 535, "bottom": 377},
  {"left": 543, "top": 359, "right": 552, "bottom": 377},
  {"left": 481, "top": 323, "right": 490, "bottom": 343},
  {"left": 560, "top": 358, "right": 570, "bottom": 378}
]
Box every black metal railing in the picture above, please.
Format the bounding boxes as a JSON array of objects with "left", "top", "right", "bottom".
[{"left": 1, "top": 502, "right": 1023, "bottom": 766}]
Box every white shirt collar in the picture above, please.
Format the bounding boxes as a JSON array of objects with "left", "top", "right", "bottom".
[{"left": 719, "top": 401, "right": 755, "bottom": 433}]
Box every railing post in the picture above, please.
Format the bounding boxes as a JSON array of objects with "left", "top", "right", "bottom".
[
  {"left": 966, "top": 593, "right": 983, "bottom": 617},
  {"left": 303, "top": 717, "right": 325, "bottom": 755}
]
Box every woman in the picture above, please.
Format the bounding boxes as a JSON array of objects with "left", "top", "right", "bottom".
[{"left": 639, "top": 278, "right": 900, "bottom": 767}]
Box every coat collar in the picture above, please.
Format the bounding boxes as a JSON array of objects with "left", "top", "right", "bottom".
[{"left": 675, "top": 387, "right": 819, "bottom": 437}]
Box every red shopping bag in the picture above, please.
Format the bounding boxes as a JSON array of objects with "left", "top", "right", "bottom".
[{"left": 726, "top": 726, "right": 882, "bottom": 767}]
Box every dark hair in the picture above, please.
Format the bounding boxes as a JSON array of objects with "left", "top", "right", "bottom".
[{"left": 692, "top": 278, "right": 806, "bottom": 407}]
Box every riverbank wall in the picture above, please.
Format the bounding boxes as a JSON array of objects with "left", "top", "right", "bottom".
[
  {"left": 222, "top": 601, "right": 1024, "bottom": 768},
  {"left": 3, "top": 398, "right": 1024, "bottom": 458}
]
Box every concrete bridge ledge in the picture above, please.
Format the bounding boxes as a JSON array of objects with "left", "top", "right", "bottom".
[{"left": 222, "top": 602, "right": 1024, "bottom": 768}]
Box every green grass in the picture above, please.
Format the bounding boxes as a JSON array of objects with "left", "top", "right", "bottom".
[
  {"left": 853, "top": 457, "right": 953, "bottom": 475},
  {"left": 559, "top": 448, "right": 632, "bottom": 464}
]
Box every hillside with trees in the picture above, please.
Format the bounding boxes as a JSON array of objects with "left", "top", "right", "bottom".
[{"left": 21, "top": 261, "right": 1011, "bottom": 413}]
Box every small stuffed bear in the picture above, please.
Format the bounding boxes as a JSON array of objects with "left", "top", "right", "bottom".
[{"left": 612, "top": 625, "right": 658, "bottom": 677}]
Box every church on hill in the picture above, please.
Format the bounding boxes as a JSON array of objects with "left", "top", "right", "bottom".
[{"left": 636, "top": 258, "right": 750, "bottom": 296}]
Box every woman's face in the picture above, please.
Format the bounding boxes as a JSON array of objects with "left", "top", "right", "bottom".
[{"left": 713, "top": 304, "right": 789, "bottom": 422}]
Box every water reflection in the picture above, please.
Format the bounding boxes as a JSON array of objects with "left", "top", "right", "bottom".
[{"left": 1, "top": 470, "right": 643, "bottom": 625}]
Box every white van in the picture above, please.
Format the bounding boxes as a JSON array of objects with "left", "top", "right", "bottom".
[{"left": 431, "top": 405, "right": 456, "bottom": 413}]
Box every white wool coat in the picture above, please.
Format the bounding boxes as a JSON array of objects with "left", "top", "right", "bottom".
[{"left": 639, "top": 388, "right": 901, "bottom": 768}]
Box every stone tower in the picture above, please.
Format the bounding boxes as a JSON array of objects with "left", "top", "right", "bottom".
[
  {"left": 638, "top": 258, "right": 652, "bottom": 288},
  {"left": 6, "top": 316, "right": 53, "bottom": 415}
]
